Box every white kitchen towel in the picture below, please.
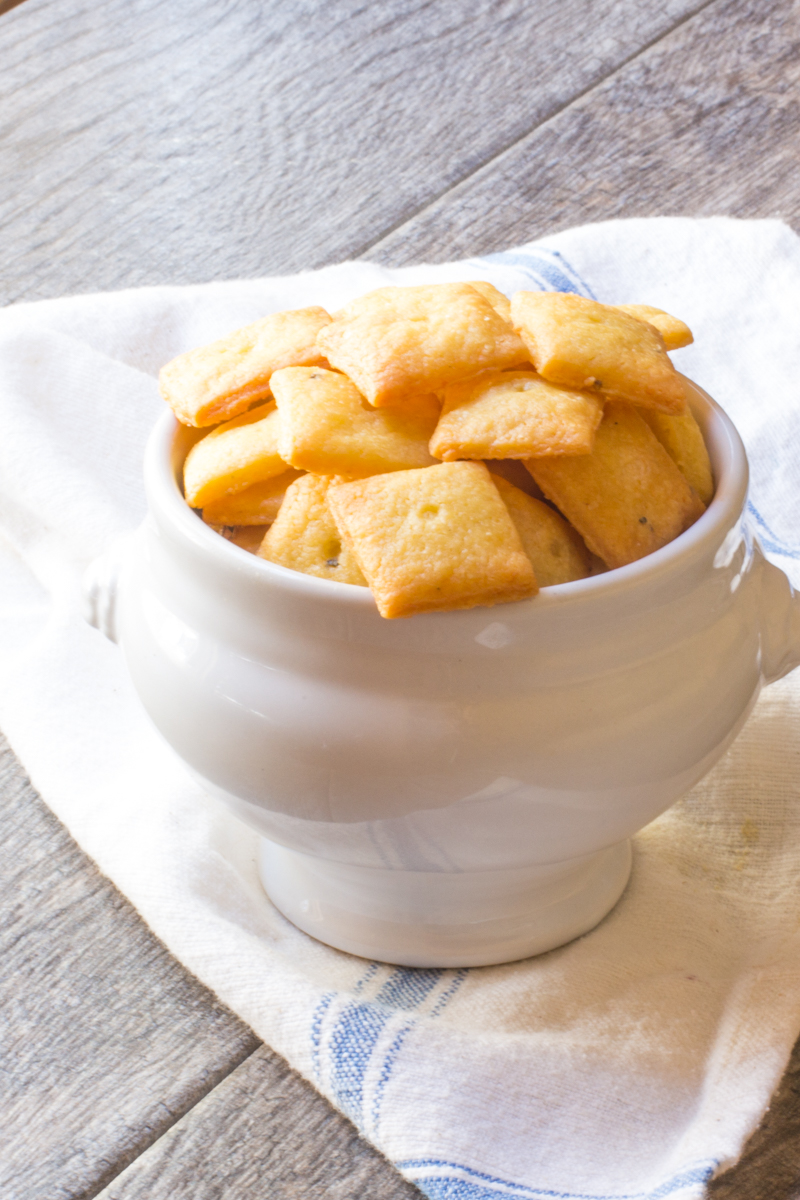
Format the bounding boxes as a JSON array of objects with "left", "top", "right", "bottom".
[{"left": 1, "top": 217, "right": 800, "bottom": 1199}]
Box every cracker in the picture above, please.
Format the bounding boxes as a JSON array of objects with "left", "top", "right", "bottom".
[
  {"left": 271, "top": 366, "right": 439, "bottom": 476},
  {"left": 430, "top": 369, "right": 603, "bottom": 461},
  {"left": 640, "top": 408, "right": 714, "bottom": 505},
  {"left": 511, "top": 291, "right": 687, "bottom": 414},
  {"left": 491, "top": 474, "right": 591, "bottom": 587},
  {"left": 209, "top": 525, "right": 268, "bottom": 554},
  {"left": 184, "top": 403, "right": 288, "bottom": 507},
  {"left": 614, "top": 304, "right": 693, "bottom": 350},
  {"left": 466, "top": 280, "right": 513, "bottom": 324},
  {"left": 526, "top": 402, "right": 705, "bottom": 569},
  {"left": 160, "top": 307, "right": 332, "bottom": 427},
  {"left": 201, "top": 468, "right": 304, "bottom": 525},
  {"left": 258, "top": 474, "right": 367, "bottom": 586},
  {"left": 485, "top": 458, "right": 546, "bottom": 500},
  {"left": 327, "top": 461, "right": 537, "bottom": 618},
  {"left": 317, "top": 284, "right": 528, "bottom": 408}
]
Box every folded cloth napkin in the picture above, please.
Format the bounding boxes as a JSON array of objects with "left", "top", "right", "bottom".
[{"left": 2, "top": 217, "right": 800, "bottom": 1200}]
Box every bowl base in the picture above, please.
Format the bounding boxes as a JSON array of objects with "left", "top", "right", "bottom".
[{"left": 258, "top": 838, "right": 632, "bottom": 967}]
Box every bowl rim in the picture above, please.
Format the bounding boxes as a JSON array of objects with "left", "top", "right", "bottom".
[{"left": 143, "top": 375, "right": 749, "bottom": 612}]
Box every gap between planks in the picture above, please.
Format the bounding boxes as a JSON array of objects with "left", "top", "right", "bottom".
[{"left": 352, "top": 0, "right": 721, "bottom": 263}]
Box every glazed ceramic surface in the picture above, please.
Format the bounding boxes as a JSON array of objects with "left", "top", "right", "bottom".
[{"left": 86, "top": 380, "right": 800, "bottom": 966}]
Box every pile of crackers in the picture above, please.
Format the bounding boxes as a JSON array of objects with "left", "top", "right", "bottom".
[{"left": 159, "top": 283, "right": 713, "bottom": 619}]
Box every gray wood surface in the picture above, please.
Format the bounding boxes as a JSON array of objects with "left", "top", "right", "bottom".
[
  {"left": 0, "top": 0, "right": 709, "bottom": 306},
  {"left": 96, "top": 1046, "right": 421, "bottom": 1200},
  {"left": 710, "top": 1055, "right": 800, "bottom": 1200},
  {"left": 370, "top": 0, "right": 800, "bottom": 265},
  {"left": 0, "top": 733, "right": 259, "bottom": 1199},
  {"left": 3, "top": 0, "right": 800, "bottom": 1195}
]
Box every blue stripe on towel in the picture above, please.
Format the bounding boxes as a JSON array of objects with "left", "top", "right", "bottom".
[
  {"left": 398, "top": 1157, "right": 717, "bottom": 1200},
  {"left": 482, "top": 248, "right": 597, "bottom": 300},
  {"left": 375, "top": 967, "right": 443, "bottom": 1009},
  {"left": 329, "top": 999, "right": 392, "bottom": 1123},
  {"left": 747, "top": 500, "right": 800, "bottom": 560},
  {"left": 314, "top": 967, "right": 469, "bottom": 1130}
]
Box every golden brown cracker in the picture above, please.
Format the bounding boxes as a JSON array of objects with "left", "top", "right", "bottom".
[
  {"left": 511, "top": 291, "right": 686, "bottom": 414},
  {"left": 184, "top": 403, "right": 287, "bottom": 507},
  {"left": 491, "top": 474, "right": 591, "bottom": 586},
  {"left": 430, "top": 369, "right": 603, "bottom": 461},
  {"left": 485, "top": 458, "right": 546, "bottom": 500},
  {"left": 317, "top": 284, "right": 528, "bottom": 408},
  {"left": 160, "top": 307, "right": 332, "bottom": 427},
  {"left": 327, "top": 461, "right": 537, "bottom": 618},
  {"left": 613, "top": 304, "right": 694, "bottom": 350},
  {"left": 258, "top": 474, "right": 367, "bottom": 585},
  {"left": 207, "top": 525, "right": 268, "bottom": 554},
  {"left": 201, "top": 468, "right": 304, "bottom": 525},
  {"left": 526, "top": 402, "right": 705, "bottom": 569},
  {"left": 465, "top": 281, "right": 513, "bottom": 324},
  {"left": 271, "top": 366, "right": 439, "bottom": 476},
  {"left": 640, "top": 408, "right": 714, "bottom": 505}
]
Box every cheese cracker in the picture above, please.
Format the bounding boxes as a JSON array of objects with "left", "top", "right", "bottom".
[
  {"left": 491, "top": 474, "right": 591, "bottom": 586},
  {"left": 327, "top": 461, "right": 537, "bottom": 618},
  {"left": 317, "top": 284, "right": 528, "bottom": 408},
  {"left": 430, "top": 369, "right": 603, "bottom": 461},
  {"left": 160, "top": 307, "right": 332, "bottom": 427},
  {"left": 271, "top": 366, "right": 439, "bottom": 476},
  {"left": 511, "top": 292, "right": 687, "bottom": 414},
  {"left": 201, "top": 468, "right": 304, "bottom": 525},
  {"left": 258, "top": 474, "right": 367, "bottom": 585},
  {"left": 640, "top": 408, "right": 714, "bottom": 505},
  {"left": 526, "top": 402, "right": 705, "bottom": 569},
  {"left": 614, "top": 304, "right": 693, "bottom": 350},
  {"left": 184, "top": 403, "right": 287, "bottom": 507}
]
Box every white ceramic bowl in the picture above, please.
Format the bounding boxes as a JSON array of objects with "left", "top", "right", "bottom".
[{"left": 85, "top": 378, "right": 800, "bottom": 966}]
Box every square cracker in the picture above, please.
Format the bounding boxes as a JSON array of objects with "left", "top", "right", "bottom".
[
  {"left": 258, "top": 474, "right": 367, "bottom": 586},
  {"left": 271, "top": 366, "right": 439, "bottom": 476},
  {"left": 184, "top": 403, "right": 288, "bottom": 507},
  {"left": 160, "top": 306, "right": 332, "bottom": 427},
  {"left": 327, "top": 461, "right": 537, "bottom": 618},
  {"left": 209, "top": 525, "right": 268, "bottom": 554},
  {"left": 526, "top": 402, "right": 705, "bottom": 569},
  {"left": 490, "top": 474, "right": 591, "bottom": 587},
  {"left": 430, "top": 369, "right": 603, "bottom": 461},
  {"left": 613, "top": 304, "right": 693, "bottom": 350},
  {"left": 640, "top": 407, "right": 714, "bottom": 505},
  {"left": 317, "top": 284, "right": 528, "bottom": 408},
  {"left": 466, "top": 280, "right": 513, "bottom": 324},
  {"left": 511, "top": 292, "right": 686, "bottom": 414},
  {"left": 201, "top": 468, "right": 304, "bottom": 526}
]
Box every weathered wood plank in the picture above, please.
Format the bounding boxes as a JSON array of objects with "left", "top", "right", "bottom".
[
  {"left": 0, "top": 0, "right": 710, "bottom": 306},
  {"left": 95, "top": 1045, "right": 422, "bottom": 1200},
  {"left": 0, "top": 732, "right": 260, "bottom": 1199},
  {"left": 367, "top": 0, "right": 800, "bottom": 266},
  {"left": 711, "top": 1044, "right": 800, "bottom": 1199}
]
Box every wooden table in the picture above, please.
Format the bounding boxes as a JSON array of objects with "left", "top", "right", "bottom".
[{"left": 2, "top": 1, "right": 799, "bottom": 1195}]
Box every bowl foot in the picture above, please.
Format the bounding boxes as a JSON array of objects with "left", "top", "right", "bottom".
[{"left": 258, "top": 838, "right": 632, "bottom": 967}]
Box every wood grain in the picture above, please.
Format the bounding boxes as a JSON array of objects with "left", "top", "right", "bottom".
[
  {"left": 0, "top": 733, "right": 259, "bottom": 1199},
  {"left": 711, "top": 1047, "right": 800, "bottom": 1199},
  {"left": 95, "top": 1045, "right": 422, "bottom": 1200},
  {"left": 0, "top": 0, "right": 710, "bottom": 306},
  {"left": 368, "top": 0, "right": 800, "bottom": 265}
]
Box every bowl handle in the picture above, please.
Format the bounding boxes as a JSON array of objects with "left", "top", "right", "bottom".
[
  {"left": 81, "top": 532, "right": 135, "bottom": 644},
  {"left": 757, "top": 545, "right": 800, "bottom": 684}
]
